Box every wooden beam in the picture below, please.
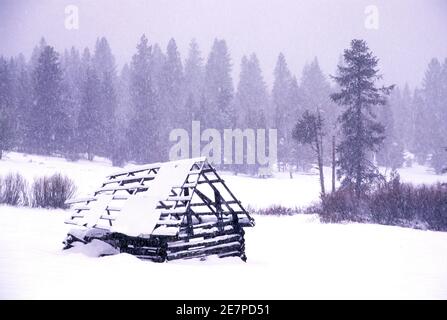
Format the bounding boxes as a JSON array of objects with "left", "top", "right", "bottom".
[
  {"left": 193, "top": 188, "right": 218, "bottom": 216},
  {"left": 102, "top": 175, "right": 155, "bottom": 186},
  {"left": 200, "top": 170, "right": 239, "bottom": 222}
]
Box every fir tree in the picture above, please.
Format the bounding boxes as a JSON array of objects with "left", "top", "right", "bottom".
[
  {"left": 0, "top": 57, "right": 13, "bottom": 159},
  {"left": 204, "top": 39, "right": 234, "bottom": 131},
  {"left": 272, "top": 53, "right": 293, "bottom": 171},
  {"left": 293, "top": 110, "right": 326, "bottom": 195},
  {"left": 424, "top": 58, "right": 447, "bottom": 173},
  {"left": 100, "top": 71, "right": 118, "bottom": 158},
  {"left": 235, "top": 54, "right": 267, "bottom": 129},
  {"left": 300, "top": 57, "right": 336, "bottom": 128},
  {"left": 92, "top": 37, "right": 116, "bottom": 81},
  {"left": 159, "top": 39, "right": 184, "bottom": 159},
  {"left": 80, "top": 48, "right": 92, "bottom": 78},
  {"left": 422, "top": 58, "right": 443, "bottom": 158},
  {"left": 331, "top": 39, "right": 394, "bottom": 196},
  {"left": 29, "top": 38, "right": 47, "bottom": 72},
  {"left": 78, "top": 68, "right": 102, "bottom": 161},
  {"left": 6, "top": 57, "right": 19, "bottom": 149},
  {"left": 289, "top": 76, "right": 313, "bottom": 172},
  {"left": 31, "top": 45, "right": 65, "bottom": 154},
  {"left": 300, "top": 57, "right": 336, "bottom": 165},
  {"left": 234, "top": 53, "right": 268, "bottom": 174},
  {"left": 128, "top": 35, "right": 159, "bottom": 163},
  {"left": 412, "top": 88, "right": 431, "bottom": 163},
  {"left": 60, "top": 47, "right": 82, "bottom": 159},
  {"left": 184, "top": 39, "right": 204, "bottom": 125},
  {"left": 116, "top": 63, "right": 132, "bottom": 125},
  {"left": 13, "top": 54, "right": 32, "bottom": 151},
  {"left": 111, "top": 64, "right": 132, "bottom": 167},
  {"left": 377, "top": 98, "right": 404, "bottom": 169},
  {"left": 399, "top": 84, "right": 413, "bottom": 149},
  {"left": 92, "top": 37, "right": 118, "bottom": 159},
  {"left": 149, "top": 44, "right": 166, "bottom": 100},
  {"left": 161, "top": 38, "right": 184, "bottom": 121}
]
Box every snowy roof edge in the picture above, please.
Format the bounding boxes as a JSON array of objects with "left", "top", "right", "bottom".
[{"left": 106, "top": 156, "right": 207, "bottom": 178}]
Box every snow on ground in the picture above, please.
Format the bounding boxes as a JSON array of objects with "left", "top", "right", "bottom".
[
  {"left": 0, "top": 152, "right": 329, "bottom": 208},
  {"left": 398, "top": 164, "right": 447, "bottom": 185},
  {"left": 1, "top": 152, "right": 447, "bottom": 299},
  {"left": 1, "top": 206, "right": 447, "bottom": 299},
  {"left": 0, "top": 152, "right": 115, "bottom": 200},
  {"left": 1, "top": 151, "right": 446, "bottom": 209}
]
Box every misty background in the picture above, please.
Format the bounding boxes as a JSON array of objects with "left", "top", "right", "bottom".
[
  {"left": 0, "top": 0, "right": 447, "bottom": 177},
  {"left": 0, "top": 0, "right": 447, "bottom": 233},
  {"left": 1, "top": 0, "right": 447, "bottom": 89}
]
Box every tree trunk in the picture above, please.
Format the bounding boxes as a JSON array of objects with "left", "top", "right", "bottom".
[
  {"left": 332, "top": 135, "right": 336, "bottom": 193},
  {"left": 316, "top": 142, "right": 325, "bottom": 197},
  {"left": 355, "top": 104, "right": 363, "bottom": 197},
  {"left": 314, "top": 114, "right": 325, "bottom": 197}
]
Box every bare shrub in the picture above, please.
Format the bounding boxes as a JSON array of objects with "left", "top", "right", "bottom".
[
  {"left": 31, "top": 173, "right": 77, "bottom": 209},
  {"left": 0, "top": 173, "right": 29, "bottom": 206},
  {"left": 319, "top": 173, "right": 447, "bottom": 231},
  {"left": 248, "top": 205, "right": 301, "bottom": 216},
  {"left": 319, "top": 188, "right": 369, "bottom": 223}
]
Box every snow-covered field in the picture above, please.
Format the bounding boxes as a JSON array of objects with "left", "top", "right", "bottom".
[{"left": 1, "top": 152, "right": 447, "bottom": 299}]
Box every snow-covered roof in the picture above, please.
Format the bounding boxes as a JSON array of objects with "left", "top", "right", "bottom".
[
  {"left": 65, "top": 157, "right": 253, "bottom": 238},
  {"left": 110, "top": 157, "right": 204, "bottom": 236}
]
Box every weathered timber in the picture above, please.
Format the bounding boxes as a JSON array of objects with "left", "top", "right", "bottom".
[{"left": 64, "top": 157, "right": 254, "bottom": 262}]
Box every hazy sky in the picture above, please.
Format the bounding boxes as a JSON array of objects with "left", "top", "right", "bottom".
[{"left": 1, "top": 0, "right": 446, "bottom": 89}]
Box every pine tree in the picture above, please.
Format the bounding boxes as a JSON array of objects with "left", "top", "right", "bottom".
[
  {"left": 149, "top": 44, "right": 166, "bottom": 100},
  {"left": 300, "top": 57, "right": 336, "bottom": 128},
  {"left": 14, "top": 54, "right": 32, "bottom": 151},
  {"left": 423, "top": 59, "right": 443, "bottom": 156},
  {"left": 376, "top": 97, "right": 404, "bottom": 169},
  {"left": 184, "top": 39, "right": 204, "bottom": 125},
  {"left": 204, "top": 39, "right": 234, "bottom": 131},
  {"left": 92, "top": 37, "right": 118, "bottom": 159},
  {"left": 442, "top": 58, "right": 447, "bottom": 115},
  {"left": 235, "top": 54, "right": 267, "bottom": 129},
  {"left": 60, "top": 47, "right": 82, "bottom": 159},
  {"left": 439, "top": 59, "right": 447, "bottom": 172},
  {"left": 31, "top": 45, "right": 65, "bottom": 154},
  {"left": 431, "top": 147, "right": 447, "bottom": 174},
  {"left": 29, "top": 38, "right": 47, "bottom": 72},
  {"left": 428, "top": 58, "right": 447, "bottom": 173},
  {"left": 331, "top": 39, "right": 394, "bottom": 196},
  {"left": 158, "top": 39, "right": 184, "bottom": 160},
  {"left": 300, "top": 57, "right": 336, "bottom": 164},
  {"left": 116, "top": 64, "right": 132, "bottom": 125},
  {"left": 111, "top": 64, "right": 132, "bottom": 167},
  {"left": 100, "top": 71, "right": 118, "bottom": 159},
  {"left": 161, "top": 39, "right": 184, "bottom": 121},
  {"left": 78, "top": 68, "right": 102, "bottom": 161},
  {"left": 0, "top": 57, "right": 13, "bottom": 159},
  {"left": 80, "top": 48, "right": 92, "bottom": 77},
  {"left": 6, "top": 57, "right": 19, "bottom": 150},
  {"left": 128, "top": 35, "right": 159, "bottom": 163},
  {"left": 412, "top": 88, "right": 431, "bottom": 163},
  {"left": 384, "top": 84, "right": 412, "bottom": 155},
  {"left": 289, "top": 76, "right": 313, "bottom": 172},
  {"left": 234, "top": 53, "right": 268, "bottom": 174},
  {"left": 411, "top": 58, "right": 447, "bottom": 171},
  {"left": 399, "top": 84, "right": 413, "bottom": 149},
  {"left": 272, "top": 53, "right": 293, "bottom": 171},
  {"left": 92, "top": 37, "right": 116, "bottom": 81},
  {"left": 293, "top": 110, "right": 326, "bottom": 195}
]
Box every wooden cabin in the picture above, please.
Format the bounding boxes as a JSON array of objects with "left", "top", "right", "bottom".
[{"left": 63, "top": 157, "right": 255, "bottom": 262}]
